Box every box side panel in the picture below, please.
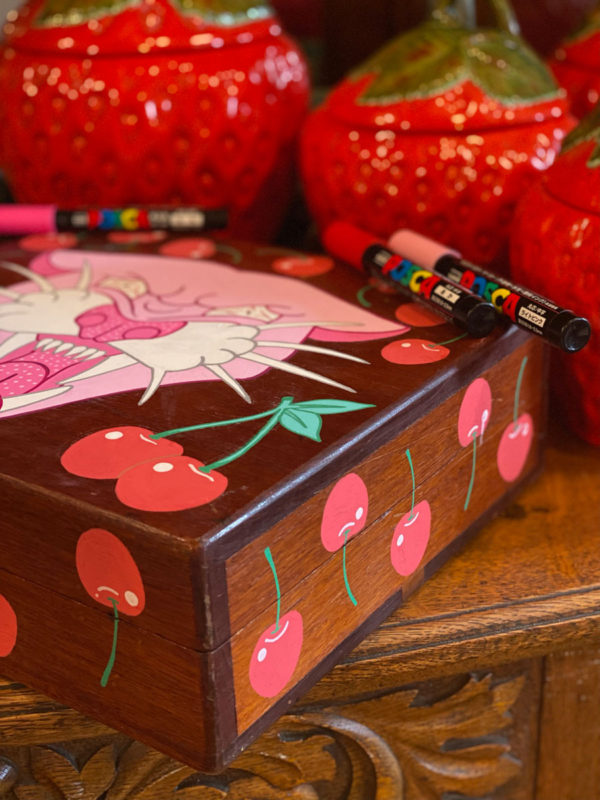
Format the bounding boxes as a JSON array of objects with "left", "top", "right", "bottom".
[
  {"left": 226, "top": 338, "right": 545, "bottom": 734},
  {"left": 226, "top": 340, "right": 545, "bottom": 635},
  {"left": 0, "top": 478, "right": 203, "bottom": 649},
  {"left": 0, "top": 567, "right": 235, "bottom": 773}
]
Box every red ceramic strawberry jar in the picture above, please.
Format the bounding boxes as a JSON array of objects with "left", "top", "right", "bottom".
[
  {"left": 549, "top": 4, "right": 600, "bottom": 119},
  {"left": 0, "top": 0, "right": 309, "bottom": 240},
  {"left": 510, "top": 105, "right": 600, "bottom": 446},
  {"left": 300, "top": 0, "right": 573, "bottom": 265}
]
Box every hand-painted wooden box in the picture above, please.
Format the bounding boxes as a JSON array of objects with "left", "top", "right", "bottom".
[{"left": 0, "top": 233, "right": 546, "bottom": 772}]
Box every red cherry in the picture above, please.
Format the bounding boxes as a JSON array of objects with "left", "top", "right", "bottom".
[
  {"left": 271, "top": 255, "right": 334, "bottom": 278},
  {"left": 390, "top": 500, "right": 431, "bottom": 576},
  {"left": 321, "top": 473, "right": 369, "bottom": 552},
  {"left": 159, "top": 237, "right": 217, "bottom": 259},
  {"left": 108, "top": 230, "right": 167, "bottom": 244},
  {"left": 249, "top": 610, "right": 303, "bottom": 698},
  {"left": 115, "top": 455, "right": 228, "bottom": 512},
  {"left": 61, "top": 427, "right": 184, "bottom": 480},
  {"left": 458, "top": 378, "right": 492, "bottom": 447},
  {"left": 381, "top": 338, "right": 450, "bottom": 365},
  {"left": 0, "top": 595, "right": 17, "bottom": 657},
  {"left": 497, "top": 413, "right": 534, "bottom": 482},
  {"left": 76, "top": 528, "right": 145, "bottom": 616},
  {"left": 19, "top": 232, "right": 78, "bottom": 251},
  {"left": 394, "top": 302, "right": 446, "bottom": 327}
]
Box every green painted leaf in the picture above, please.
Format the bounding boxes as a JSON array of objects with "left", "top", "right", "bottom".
[
  {"left": 562, "top": 105, "right": 600, "bottom": 169},
  {"left": 279, "top": 409, "right": 322, "bottom": 442},
  {"left": 353, "top": 20, "right": 559, "bottom": 105},
  {"left": 36, "top": 0, "right": 271, "bottom": 26},
  {"left": 292, "top": 400, "right": 375, "bottom": 415}
]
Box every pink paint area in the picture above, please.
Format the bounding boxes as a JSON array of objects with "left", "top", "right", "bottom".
[
  {"left": 76, "top": 528, "right": 145, "bottom": 617},
  {"left": 458, "top": 378, "right": 492, "bottom": 447},
  {"left": 381, "top": 338, "right": 450, "bottom": 365},
  {"left": 0, "top": 595, "right": 17, "bottom": 657},
  {"left": 0, "top": 250, "right": 407, "bottom": 418},
  {"left": 249, "top": 610, "right": 303, "bottom": 698},
  {"left": 321, "top": 472, "right": 369, "bottom": 552},
  {"left": 159, "top": 237, "right": 217, "bottom": 258},
  {"left": 388, "top": 229, "right": 461, "bottom": 269},
  {"left": 390, "top": 500, "right": 431, "bottom": 577},
  {"left": 497, "top": 413, "right": 534, "bottom": 482}
]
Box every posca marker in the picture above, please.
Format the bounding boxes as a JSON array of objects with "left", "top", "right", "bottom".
[
  {"left": 388, "top": 229, "right": 591, "bottom": 353},
  {"left": 0, "top": 204, "right": 229, "bottom": 236},
  {"left": 323, "top": 221, "right": 497, "bottom": 338}
]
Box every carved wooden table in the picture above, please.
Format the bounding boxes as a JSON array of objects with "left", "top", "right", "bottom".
[{"left": 0, "top": 420, "right": 598, "bottom": 800}]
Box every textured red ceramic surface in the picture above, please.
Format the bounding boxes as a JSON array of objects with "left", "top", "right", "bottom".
[
  {"left": 0, "top": 0, "right": 309, "bottom": 240},
  {"left": 549, "top": 8, "right": 600, "bottom": 118},
  {"left": 300, "top": 7, "right": 573, "bottom": 265},
  {"left": 510, "top": 111, "right": 600, "bottom": 445}
]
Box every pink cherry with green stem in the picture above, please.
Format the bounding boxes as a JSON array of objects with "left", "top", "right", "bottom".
[
  {"left": 249, "top": 547, "right": 303, "bottom": 698},
  {"left": 76, "top": 529, "right": 145, "bottom": 687},
  {"left": 458, "top": 378, "right": 492, "bottom": 511},
  {"left": 0, "top": 595, "right": 17, "bottom": 658},
  {"left": 320, "top": 473, "right": 369, "bottom": 606},
  {"left": 497, "top": 356, "right": 534, "bottom": 483},
  {"left": 391, "top": 449, "right": 431, "bottom": 576}
]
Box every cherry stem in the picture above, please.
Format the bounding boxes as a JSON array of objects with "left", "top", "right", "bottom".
[
  {"left": 216, "top": 243, "right": 242, "bottom": 264},
  {"left": 406, "top": 448, "right": 416, "bottom": 520},
  {"left": 201, "top": 398, "right": 294, "bottom": 472},
  {"left": 100, "top": 598, "right": 119, "bottom": 688},
  {"left": 426, "top": 332, "right": 468, "bottom": 349},
  {"left": 356, "top": 285, "right": 373, "bottom": 308},
  {"left": 342, "top": 529, "right": 358, "bottom": 607},
  {"left": 264, "top": 547, "right": 281, "bottom": 633},
  {"left": 513, "top": 356, "right": 528, "bottom": 429},
  {"left": 151, "top": 397, "right": 294, "bottom": 440},
  {"left": 464, "top": 434, "right": 477, "bottom": 511}
]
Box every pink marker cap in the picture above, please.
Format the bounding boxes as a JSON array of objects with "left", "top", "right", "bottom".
[
  {"left": 388, "top": 229, "right": 461, "bottom": 269},
  {"left": 0, "top": 204, "right": 56, "bottom": 235}
]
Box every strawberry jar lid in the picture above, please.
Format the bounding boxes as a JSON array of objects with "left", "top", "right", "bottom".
[
  {"left": 0, "top": 0, "right": 282, "bottom": 57},
  {"left": 322, "top": 0, "right": 569, "bottom": 134}
]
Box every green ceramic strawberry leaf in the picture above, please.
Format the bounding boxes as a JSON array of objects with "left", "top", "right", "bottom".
[
  {"left": 353, "top": 21, "right": 559, "bottom": 105},
  {"left": 562, "top": 106, "right": 600, "bottom": 169},
  {"left": 36, "top": 0, "right": 272, "bottom": 26}
]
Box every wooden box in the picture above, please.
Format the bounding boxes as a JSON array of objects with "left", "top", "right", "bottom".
[{"left": 0, "top": 235, "right": 546, "bottom": 772}]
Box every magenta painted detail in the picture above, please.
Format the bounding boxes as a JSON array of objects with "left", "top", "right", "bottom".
[
  {"left": 320, "top": 473, "right": 369, "bottom": 553},
  {"left": 458, "top": 378, "right": 492, "bottom": 447},
  {"left": 0, "top": 204, "right": 56, "bottom": 236},
  {"left": 497, "top": 413, "right": 534, "bottom": 482},
  {"left": 390, "top": 499, "right": 431, "bottom": 577}
]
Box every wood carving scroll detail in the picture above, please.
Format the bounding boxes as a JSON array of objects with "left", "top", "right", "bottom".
[{"left": 0, "top": 674, "right": 523, "bottom": 800}]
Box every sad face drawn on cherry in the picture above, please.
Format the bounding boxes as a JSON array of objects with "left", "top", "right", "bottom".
[
  {"left": 390, "top": 449, "right": 431, "bottom": 577},
  {"left": 497, "top": 356, "right": 534, "bottom": 482},
  {"left": 76, "top": 528, "right": 145, "bottom": 686},
  {"left": 249, "top": 547, "right": 303, "bottom": 698},
  {"left": 321, "top": 473, "right": 369, "bottom": 606},
  {"left": 0, "top": 595, "right": 17, "bottom": 658},
  {"left": 458, "top": 378, "right": 492, "bottom": 511}
]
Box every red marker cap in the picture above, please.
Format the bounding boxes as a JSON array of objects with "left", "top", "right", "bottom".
[{"left": 323, "top": 221, "right": 386, "bottom": 269}]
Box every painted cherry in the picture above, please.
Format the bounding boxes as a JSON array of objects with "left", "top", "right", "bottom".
[
  {"left": 381, "top": 338, "right": 450, "bottom": 365},
  {"left": 108, "top": 231, "right": 167, "bottom": 245},
  {"left": 249, "top": 547, "right": 303, "bottom": 698},
  {"left": 497, "top": 357, "right": 534, "bottom": 482},
  {"left": 61, "top": 427, "right": 184, "bottom": 480},
  {"left": 390, "top": 449, "right": 431, "bottom": 576},
  {"left": 321, "top": 473, "right": 368, "bottom": 606},
  {"left": 159, "top": 237, "right": 217, "bottom": 259},
  {"left": 458, "top": 378, "right": 492, "bottom": 511},
  {"left": 0, "top": 595, "right": 17, "bottom": 658},
  {"left": 271, "top": 255, "right": 334, "bottom": 278},
  {"left": 19, "top": 232, "right": 78, "bottom": 252},
  {"left": 76, "top": 528, "right": 145, "bottom": 686},
  {"left": 115, "top": 455, "right": 228, "bottom": 512}
]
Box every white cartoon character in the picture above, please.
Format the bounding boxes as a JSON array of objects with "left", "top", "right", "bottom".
[{"left": 0, "top": 249, "right": 408, "bottom": 417}]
